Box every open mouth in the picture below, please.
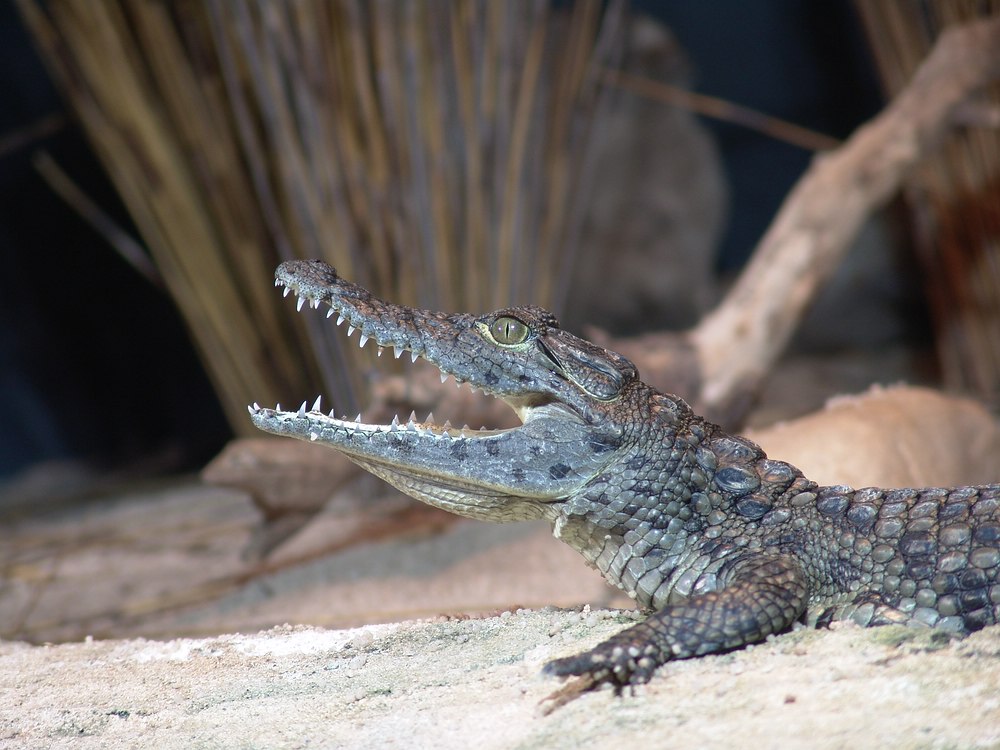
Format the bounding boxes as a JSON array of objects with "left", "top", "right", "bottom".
[
  {"left": 248, "top": 261, "right": 621, "bottom": 512},
  {"left": 247, "top": 268, "right": 530, "bottom": 443}
]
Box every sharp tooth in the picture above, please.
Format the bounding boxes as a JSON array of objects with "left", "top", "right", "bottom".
[
  {"left": 296, "top": 297, "right": 305, "bottom": 312},
  {"left": 393, "top": 345, "right": 404, "bottom": 359},
  {"left": 336, "top": 314, "right": 345, "bottom": 326},
  {"left": 309, "top": 432, "right": 318, "bottom": 441},
  {"left": 462, "top": 424, "right": 471, "bottom": 431},
  {"left": 359, "top": 333, "right": 369, "bottom": 348},
  {"left": 276, "top": 402, "right": 283, "bottom": 411},
  {"left": 247, "top": 404, "right": 255, "bottom": 415},
  {"left": 297, "top": 401, "right": 308, "bottom": 417},
  {"left": 329, "top": 409, "right": 336, "bottom": 417},
  {"left": 410, "top": 350, "right": 419, "bottom": 363},
  {"left": 377, "top": 346, "right": 384, "bottom": 357},
  {"left": 442, "top": 419, "right": 453, "bottom": 432},
  {"left": 312, "top": 395, "right": 323, "bottom": 412},
  {"left": 253, "top": 402, "right": 261, "bottom": 410},
  {"left": 347, "top": 325, "right": 356, "bottom": 337},
  {"left": 390, "top": 415, "right": 400, "bottom": 431},
  {"left": 311, "top": 298, "right": 320, "bottom": 309},
  {"left": 426, "top": 412, "right": 435, "bottom": 425},
  {"left": 274, "top": 278, "right": 281, "bottom": 287},
  {"left": 326, "top": 307, "right": 335, "bottom": 318},
  {"left": 440, "top": 372, "right": 449, "bottom": 384},
  {"left": 408, "top": 410, "right": 417, "bottom": 423},
  {"left": 283, "top": 287, "right": 291, "bottom": 297},
  {"left": 355, "top": 413, "right": 363, "bottom": 424}
]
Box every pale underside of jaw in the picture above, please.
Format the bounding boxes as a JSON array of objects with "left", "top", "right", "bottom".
[{"left": 248, "top": 277, "right": 537, "bottom": 442}]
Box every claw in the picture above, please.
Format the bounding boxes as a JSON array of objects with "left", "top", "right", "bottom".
[{"left": 539, "top": 674, "right": 602, "bottom": 715}]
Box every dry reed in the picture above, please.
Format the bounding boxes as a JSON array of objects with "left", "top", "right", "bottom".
[{"left": 18, "top": 0, "right": 624, "bottom": 431}]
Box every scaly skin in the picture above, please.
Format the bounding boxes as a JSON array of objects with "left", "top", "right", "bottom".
[{"left": 250, "top": 259, "right": 1000, "bottom": 692}]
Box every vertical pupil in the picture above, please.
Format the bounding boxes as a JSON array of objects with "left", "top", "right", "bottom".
[{"left": 492, "top": 317, "right": 525, "bottom": 343}]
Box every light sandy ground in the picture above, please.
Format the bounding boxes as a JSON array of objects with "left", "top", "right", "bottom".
[{"left": 3, "top": 614, "right": 1000, "bottom": 749}]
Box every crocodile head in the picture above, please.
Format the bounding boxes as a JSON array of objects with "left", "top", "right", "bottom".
[{"left": 249, "top": 260, "right": 640, "bottom": 523}]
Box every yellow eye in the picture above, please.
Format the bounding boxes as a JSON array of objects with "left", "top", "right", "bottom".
[{"left": 489, "top": 316, "right": 530, "bottom": 345}]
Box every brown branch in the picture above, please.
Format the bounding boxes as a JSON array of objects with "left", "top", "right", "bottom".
[
  {"left": 0, "top": 112, "right": 66, "bottom": 158},
  {"left": 686, "top": 15, "right": 1000, "bottom": 425},
  {"left": 33, "top": 152, "right": 162, "bottom": 288},
  {"left": 601, "top": 68, "right": 841, "bottom": 152}
]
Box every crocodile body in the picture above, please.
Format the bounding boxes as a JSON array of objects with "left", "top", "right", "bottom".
[{"left": 251, "top": 259, "right": 1000, "bottom": 691}]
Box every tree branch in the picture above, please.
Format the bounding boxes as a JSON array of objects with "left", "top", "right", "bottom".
[{"left": 683, "top": 15, "right": 1000, "bottom": 424}]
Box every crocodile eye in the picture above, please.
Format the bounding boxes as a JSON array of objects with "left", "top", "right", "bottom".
[{"left": 489, "top": 316, "right": 530, "bottom": 345}]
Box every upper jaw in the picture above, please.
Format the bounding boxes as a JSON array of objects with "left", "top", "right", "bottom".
[
  {"left": 274, "top": 259, "right": 467, "bottom": 371},
  {"left": 258, "top": 260, "right": 573, "bottom": 438}
]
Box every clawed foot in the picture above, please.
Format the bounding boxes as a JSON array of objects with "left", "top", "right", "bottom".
[
  {"left": 544, "top": 642, "right": 659, "bottom": 688},
  {"left": 540, "top": 639, "right": 662, "bottom": 711}
]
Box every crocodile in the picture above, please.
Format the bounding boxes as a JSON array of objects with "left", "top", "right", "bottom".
[{"left": 250, "top": 259, "right": 1000, "bottom": 694}]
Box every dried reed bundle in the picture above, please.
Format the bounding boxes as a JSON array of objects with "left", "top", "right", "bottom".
[
  {"left": 18, "top": 0, "right": 624, "bottom": 431},
  {"left": 857, "top": 1, "right": 1000, "bottom": 404}
]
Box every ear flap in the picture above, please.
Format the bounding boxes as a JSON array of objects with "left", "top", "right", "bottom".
[{"left": 541, "top": 331, "right": 637, "bottom": 400}]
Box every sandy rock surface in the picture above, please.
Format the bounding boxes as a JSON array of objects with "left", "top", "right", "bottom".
[{"left": 3, "top": 615, "right": 1000, "bottom": 749}]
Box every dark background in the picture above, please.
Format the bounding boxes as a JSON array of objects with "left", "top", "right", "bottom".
[{"left": 0, "top": 2, "right": 881, "bottom": 480}]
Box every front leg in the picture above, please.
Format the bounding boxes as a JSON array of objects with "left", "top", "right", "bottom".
[{"left": 545, "top": 554, "right": 809, "bottom": 691}]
